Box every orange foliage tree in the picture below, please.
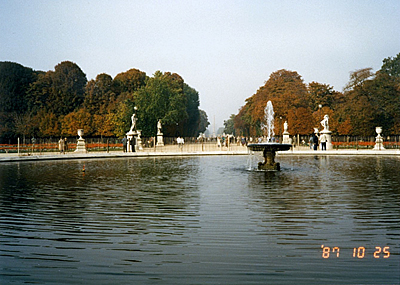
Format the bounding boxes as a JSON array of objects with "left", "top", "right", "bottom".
[
  {"left": 62, "top": 109, "right": 93, "bottom": 137},
  {"left": 235, "top": 69, "right": 310, "bottom": 136},
  {"left": 33, "top": 110, "right": 61, "bottom": 137}
]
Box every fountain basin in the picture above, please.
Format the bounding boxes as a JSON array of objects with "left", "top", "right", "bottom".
[
  {"left": 247, "top": 143, "right": 292, "bottom": 152},
  {"left": 247, "top": 143, "right": 292, "bottom": 170}
]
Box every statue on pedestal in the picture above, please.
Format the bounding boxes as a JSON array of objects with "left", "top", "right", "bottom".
[
  {"left": 282, "top": 121, "right": 291, "bottom": 144},
  {"left": 321, "top": 115, "right": 329, "bottom": 132},
  {"left": 319, "top": 114, "right": 333, "bottom": 150},
  {"left": 130, "top": 113, "right": 137, "bottom": 132},
  {"left": 156, "top": 120, "right": 164, "bottom": 146},
  {"left": 157, "top": 120, "right": 162, "bottom": 135}
]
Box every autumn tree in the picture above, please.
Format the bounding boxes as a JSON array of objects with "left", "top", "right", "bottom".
[
  {"left": 337, "top": 55, "right": 400, "bottom": 136},
  {"left": 287, "top": 107, "right": 314, "bottom": 135},
  {"left": 61, "top": 109, "right": 93, "bottom": 137},
  {"left": 235, "top": 69, "right": 309, "bottom": 136},
  {"left": 33, "top": 109, "right": 61, "bottom": 137},
  {"left": 113, "top": 68, "right": 147, "bottom": 101},
  {"left": 343, "top": 67, "right": 374, "bottom": 92}
]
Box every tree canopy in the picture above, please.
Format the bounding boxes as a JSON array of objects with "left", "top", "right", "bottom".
[
  {"left": 232, "top": 53, "right": 400, "bottom": 137},
  {"left": 0, "top": 61, "right": 209, "bottom": 141}
]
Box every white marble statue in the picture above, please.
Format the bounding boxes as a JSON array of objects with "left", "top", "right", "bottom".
[
  {"left": 157, "top": 120, "right": 162, "bottom": 134},
  {"left": 321, "top": 114, "right": 329, "bottom": 132},
  {"left": 284, "top": 121, "right": 288, "bottom": 132},
  {"left": 130, "top": 113, "right": 137, "bottom": 132}
]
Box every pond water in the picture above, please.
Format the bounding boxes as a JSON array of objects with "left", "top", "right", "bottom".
[{"left": 0, "top": 155, "right": 399, "bottom": 284}]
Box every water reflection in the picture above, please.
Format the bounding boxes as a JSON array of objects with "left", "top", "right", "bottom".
[{"left": 0, "top": 156, "right": 399, "bottom": 284}]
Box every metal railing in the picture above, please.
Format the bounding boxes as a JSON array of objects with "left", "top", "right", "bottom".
[{"left": 1, "top": 135, "right": 399, "bottom": 154}]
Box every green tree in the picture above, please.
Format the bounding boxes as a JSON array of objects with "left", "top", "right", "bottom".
[
  {"left": 339, "top": 70, "right": 377, "bottom": 136},
  {"left": 307, "top": 82, "right": 343, "bottom": 111},
  {"left": 0, "top": 62, "right": 39, "bottom": 140},
  {"left": 84, "top": 73, "right": 116, "bottom": 115},
  {"left": 224, "top": 114, "right": 236, "bottom": 135},
  {"left": 111, "top": 100, "right": 136, "bottom": 138},
  {"left": 197, "top": 109, "right": 210, "bottom": 135},
  {"left": 28, "top": 61, "right": 87, "bottom": 116},
  {"left": 0, "top": 62, "right": 38, "bottom": 113},
  {"left": 134, "top": 71, "right": 188, "bottom": 137},
  {"left": 181, "top": 83, "right": 200, "bottom": 137},
  {"left": 379, "top": 53, "right": 400, "bottom": 77}
]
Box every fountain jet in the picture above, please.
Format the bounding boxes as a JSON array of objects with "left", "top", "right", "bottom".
[{"left": 247, "top": 101, "right": 291, "bottom": 170}]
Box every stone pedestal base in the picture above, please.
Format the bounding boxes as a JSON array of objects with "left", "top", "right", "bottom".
[
  {"left": 258, "top": 149, "right": 280, "bottom": 171},
  {"left": 282, "top": 131, "right": 290, "bottom": 144},
  {"left": 126, "top": 130, "right": 138, "bottom": 152},
  {"left": 75, "top": 138, "right": 86, "bottom": 152},
  {"left": 320, "top": 130, "right": 332, "bottom": 150},
  {"left": 157, "top": 133, "right": 164, "bottom": 147},
  {"left": 136, "top": 137, "right": 143, "bottom": 150},
  {"left": 373, "top": 135, "right": 385, "bottom": 150}
]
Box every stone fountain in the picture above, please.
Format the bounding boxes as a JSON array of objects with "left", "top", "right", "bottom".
[{"left": 247, "top": 101, "right": 291, "bottom": 170}]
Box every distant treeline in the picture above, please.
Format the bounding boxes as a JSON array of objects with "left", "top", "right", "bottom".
[
  {"left": 0, "top": 61, "right": 210, "bottom": 142},
  {"left": 224, "top": 53, "right": 400, "bottom": 137}
]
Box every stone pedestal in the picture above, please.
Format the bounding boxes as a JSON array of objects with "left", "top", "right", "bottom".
[
  {"left": 75, "top": 138, "right": 86, "bottom": 152},
  {"left": 126, "top": 130, "right": 138, "bottom": 152},
  {"left": 320, "top": 130, "right": 332, "bottom": 150},
  {"left": 157, "top": 133, "right": 164, "bottom": 147},
  {"left": 75, "top": 129, "right": 86, "bottom": 152},
  {"left": 136, "top": 131, "right": 143, "bottom": 151},
  {"left": 258, "top": 149, "right": 280, "bottom": 171},
  {"left": 282, "top": 131, "right": 290, "bottom": 144},
  {"left": 373, "top": 136, "right": 385, "bottom": 150},
  {"left": 373, "top": 127, "right": 385, "bottom": 150}
]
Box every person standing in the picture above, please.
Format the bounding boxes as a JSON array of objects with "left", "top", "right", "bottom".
[
  {"left": 320, "top": 133, "right": 327, "bottom": 150},
  {"left": 58, "top": 138, "right": 64, "bottom": 154},
  {"left": 313, "top": 133, "right": 319, "bottom": 151},
  {"left": 122, "top": 136, "right": 127, "bottom": 152}
]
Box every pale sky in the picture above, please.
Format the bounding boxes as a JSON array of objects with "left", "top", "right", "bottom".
[{"left": 1, "top": 0, "right": 399, "bottom": 131}]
